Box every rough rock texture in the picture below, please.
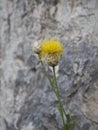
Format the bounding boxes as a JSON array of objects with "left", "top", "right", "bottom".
[{"left": 0, "top": 0, "right": 98, "bottom": 130}]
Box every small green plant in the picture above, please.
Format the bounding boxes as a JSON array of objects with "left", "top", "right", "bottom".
[{"left": 33, "top": 39, "right": 75, "bottom": 130}]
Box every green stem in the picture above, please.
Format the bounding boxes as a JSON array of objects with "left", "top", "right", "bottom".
[
  {"left": 52, "top": 67, "right": 69, "bottom": 120},
  {"left": 39, "top": 59, "right": 55, "bottom": 92},
  {"left": 40, "top": 58, "right": 68, "bottom": 130},
  {"left": 52, "top": 66, "right": 65, "bottom": 128}
]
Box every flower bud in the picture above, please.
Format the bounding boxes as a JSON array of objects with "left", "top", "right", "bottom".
[{"left": 33, "top": 41, "right": 41, "bottom": 54}]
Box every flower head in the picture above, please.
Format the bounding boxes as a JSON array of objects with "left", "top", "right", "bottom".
[
  {"left": 40, "top": 40, "right": 64, "bottom": 66},
  {"left": 40, "top": 40, "right": 64, "bottom": 54}
]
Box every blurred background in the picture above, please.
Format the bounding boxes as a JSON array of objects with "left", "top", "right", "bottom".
[{"left": 0, "top": 0, "right": 98, "bottom": 130}]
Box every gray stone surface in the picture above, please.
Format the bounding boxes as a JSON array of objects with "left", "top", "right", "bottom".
[{"left": 0, "top": 0, "right": 98, "bottom": 130}]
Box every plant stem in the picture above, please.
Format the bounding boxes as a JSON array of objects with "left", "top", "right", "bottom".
[
  {"left": 40, "top": 60, "right": 75, "bottom": 130},
  {"left": 39, "top": 59, "right": 55, "bottom": 92},
  {"left": 52, "top": 66, "right": 65, "bottom": 128}
]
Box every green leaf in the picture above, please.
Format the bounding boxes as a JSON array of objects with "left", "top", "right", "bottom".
[
  {"left": 64, "top": 124, "right": 68, "bottom": 130},
  {"left": 66, "top": 114, "right": 71, "bottom": 122},
  {"left": 64, "top": 122, "right": 75, "bottom": 130}
]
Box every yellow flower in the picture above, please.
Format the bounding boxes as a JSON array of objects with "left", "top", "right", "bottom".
[
  {"left": 40, "top": 40, "right": 64, "bottom": 54},
  {"left": 40, "top": 40, "right": 64, "bottom": 66}
]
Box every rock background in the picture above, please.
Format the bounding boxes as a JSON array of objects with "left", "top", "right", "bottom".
[{"left": 0, "top": 0, "right": 98, "bottom": 130}]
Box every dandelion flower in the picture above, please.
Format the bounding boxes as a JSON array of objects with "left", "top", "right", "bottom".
[{"left": 40, "top": 40, "right": 64, "bottom": 66}]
